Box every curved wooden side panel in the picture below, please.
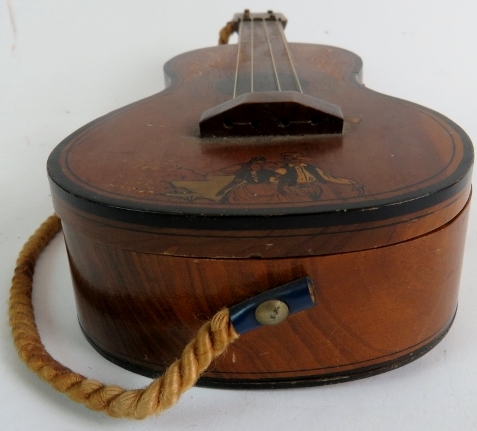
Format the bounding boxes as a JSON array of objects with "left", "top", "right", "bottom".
[{"left": 62, "top": 198, "right": 470, "bottom": 386}]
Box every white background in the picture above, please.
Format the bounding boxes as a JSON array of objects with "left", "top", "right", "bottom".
[{"left": 1, "top": 0, "right": 477, "bottom": 429}]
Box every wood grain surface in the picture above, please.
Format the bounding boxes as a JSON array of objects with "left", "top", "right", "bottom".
[
  {"left": 48, "top": 43, "right": 473, "bottom": 229},
  {"left": 60, "top": 197, "right": 470, "bottom": 385},
  {"left": 47, "top": 35, "right": 473, "bottom": 386}
]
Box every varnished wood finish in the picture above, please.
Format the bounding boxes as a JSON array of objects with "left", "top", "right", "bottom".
[
  {"left": 48, "top": 43, "right": 473, "bottom": 230},
  {"left": 47, "top": 18, "right": 473, "bottom": 386},
  {"left": 61, "top": 200, "right": 470, "bottom": 385}
]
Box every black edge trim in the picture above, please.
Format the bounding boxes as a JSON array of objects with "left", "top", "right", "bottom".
[{"left": 49, "top": 169, "right": 471, "bottom": 231}]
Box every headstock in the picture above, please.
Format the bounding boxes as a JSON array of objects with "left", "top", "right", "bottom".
[{"left": 230, "top": 9, "right": 287, "bottom": 33}]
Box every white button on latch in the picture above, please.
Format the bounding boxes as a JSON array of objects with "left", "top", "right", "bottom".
[
  {"left": 229, "top": 277, "right": 315, "bottom": 334},
  {"left": 255, "top": 299, "right": 289, "bottom": 326}
]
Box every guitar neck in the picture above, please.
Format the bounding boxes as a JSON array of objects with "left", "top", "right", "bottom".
[{"left": 232, "top": 11, "right": 302, "bottom": 96}]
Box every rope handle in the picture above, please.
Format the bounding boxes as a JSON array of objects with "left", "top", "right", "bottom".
[
  {"left": 9, "top": 215, "right": 240, "bottom": 419},
  {"left": 9, "top": 22, "right": 316, "bottom": 420},
  {"left": 9, "top": 27, "right": 240, "bottom": 419},
  {"left": 218, "top": 21, "right": 235, "bottom": 44}
]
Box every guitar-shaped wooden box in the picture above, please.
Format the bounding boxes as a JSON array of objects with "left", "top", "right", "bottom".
[{"left": 47, "top": 10, "right": 473, "bottom": 388}]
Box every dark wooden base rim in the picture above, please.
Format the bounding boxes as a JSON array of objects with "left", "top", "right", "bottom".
[{"left": 79, "top": 308, "right": 456, "bottom": 389}]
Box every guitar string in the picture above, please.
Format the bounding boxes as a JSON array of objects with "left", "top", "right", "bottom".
[
  {"left": 234, "top": 18, "right": 296, "bottom": 97},
  {"left": 232, "top": 19, "right": 242, "bottom": 98},
  {"left": 276, "top": 20, "right": 303, "bottom": 94},
  {"left": 263, "top": 20, "right": 281, "bottom": 92},
  {"left": 250, "top": 19, "right": 254, "bottom": 93}
]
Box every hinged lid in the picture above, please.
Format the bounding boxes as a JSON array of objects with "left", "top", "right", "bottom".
[{"left": 47, "top": 13, "right": 473, "bottom": 258}]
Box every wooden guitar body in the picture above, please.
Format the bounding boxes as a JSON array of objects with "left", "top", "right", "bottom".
[{"left": 48, "top": 12, "right": 473, "bottom": 387}]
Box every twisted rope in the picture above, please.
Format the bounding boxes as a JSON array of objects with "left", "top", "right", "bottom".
[
  {"left": 9, "top": 214, "right": 240, "bottom": 419},
  {"left": 219, "top": 21, "right": 235, "bottom": 45}
]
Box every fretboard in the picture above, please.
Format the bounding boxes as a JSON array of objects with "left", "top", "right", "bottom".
[{"left": 233, "top": 18, "right": 303, "bottom": 97}]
